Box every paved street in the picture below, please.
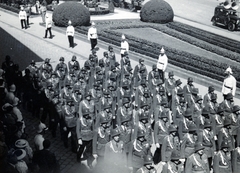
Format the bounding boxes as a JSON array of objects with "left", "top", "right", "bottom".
[{"left": 1, "top": 0, "right": 240, "bottom": 172}]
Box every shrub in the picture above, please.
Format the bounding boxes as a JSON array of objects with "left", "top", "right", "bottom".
[
  {"left": 140, "top": 0, "right": 174, "bottom": 24},
  {"left": 52, "top": 2, "right": 90, "bottom": 27}
]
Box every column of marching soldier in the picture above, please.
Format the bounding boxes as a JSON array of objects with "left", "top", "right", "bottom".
[{"left": 1, "top": 45, "right": 240, "bottom": 173}]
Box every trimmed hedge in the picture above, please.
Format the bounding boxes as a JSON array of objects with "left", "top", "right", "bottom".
[
  {"left": 0, "top": 3, "right": 20, "bottom": 13},
  {"left": 52, "top": 2, "right": 90, "bottom": 26},
  {"left": 140, "top": 0, "right": 174, "bottom": 24}
]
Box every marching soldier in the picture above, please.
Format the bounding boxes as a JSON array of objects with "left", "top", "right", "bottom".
[
  {"left": 116, "top": 97, "right": 133, "bottom": 127},
  {"left": 135, "top": 79, "right": 148, "bottom": 110},
  {"left": 55, "top": 57, "right": 68, "bottom": 76},
  {"left": 68, "top": 55, "right": 80, "bottom": 72},
  {"left": 185, "top": 143, "right": 210, "bottom": 173},
  {"left": 148, "top": 64, "right": 158, "bottom": 83},
  {"left": 39, "top": 58, "right": 53, "bottom": 74},
  {"left": 59, "top": 81, "right": 73, "bottom": 104},
  {"left": 205, "top": 93, "right": 219, "bottom": 114},
  {"left": 128, "top": 130, "right": 152, "bottom": 173},
  {"left": 203, "top": 86, "right": 215, "bottom": 107},
  {"left": 136, "top": 155, "right": 157, "bottom": 173},
  {"left": 165, "top": 71, "right": 176, "bottom": 108},
  {"left": 183, "top": 77, "right": 195, "bottom": 106},
  {"left": 133, "top": 59, "right": 147, "bottom": 85},
  {"left": 76, "top": 109, "right": 95, "bottom": 168},
  {"left": 62, "top": 98, "right": 77, "bottom": 152},
  {"left": 107, "top": 45, "right": 116, "bottom": 68},
  {"left": 192, "top": 95, "right": 203, "bottom": 123},
  {"left": 72, "top": 85, "right": 82, "bottom": 115},
  {"left": 162, "top": 151, "right": 183, "bottom": 173},
  {"left": 220, "top": 92, "right": 234, "bottom": 113},
  {"left": 232, "top": 142, "right": 240, "bottom": 173},
  {"left": 27, "top": 60, "right": 38, "bottom": 78},
  {"left": 117, "top": 80, "right": 132, "bottom": 108},
  {"left": 95, "top": 103, "right": 114, "bottom": 130},
  {"left": 213, "top": 140, "right": 232, "bottom": 173},
  {"left": 79, "top": 92, "right": 95, "bottom": 121}
]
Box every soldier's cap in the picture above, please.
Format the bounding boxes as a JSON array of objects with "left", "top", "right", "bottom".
[
  {"left": 139, "top": 58, "right": 144, "bottom": 63},
  {"left": 100, "top": 115, "right": 108, "bottom": 124},
  {"left": 121, "top": 34, "right": 125, "bottom": 40},
  {"left": 137, "top": 130, "right": 146, "bottom": 138},
  {"left": 195, "top": 95, "right": 203, "bottom": 103},
  {"left": 184, "top": 108, "right": 192, "bottom": 117},
  {"left": 175, "top": 79, "right": 182, "bottom": 86},
  {"left": 168, "top": 71, "right": 174, "bottom": 77},
  {"left": 195, "top": 143, "right": 204, "bottom": 152},
  {"left": 232, "top": 2, "right": 239, "bottom": 10},
  {"left": 110, "top": 65, "right": 116, "bottom": 71},
  {"left": 45, "top": 58, "right": 50, "bottom": 63},
  {"left": 103, "top": 51, "right": 108, "bottom": 56},
  {"left": 221, "top": 141, "right": 229, "bottom": 149},
  {"left": 83, "top": 109, "right": 90, "bottom": 116},
  {"left": 169, "top": 125, "right": 177, "bottom": 133},
  {"left": 161, "top": 97, "right": 168, "bottom": 106},
  {"left": 225, "top": 66, "right": 233, "bottom": 74},
  {"left": 179, "top": 97, "right": 186, "bottom": 103},
  {"left": 123, "top": 51, "right": 128, "bottom": 56},
  {"left": 188, "top": 77, "right": 193, "bottom": 82},
  {"left": 208, "top": 86, "right": 215, "bottom": 92},
  {"left": 171, "top": 151, "right": 181, "bottom": 162},
  {"left": 159, "top": 86, "right": 165, "bottom": 92},
  {"left": 91, "top": 49, "right": 97, "bottom": 54},
  {"left": 115, "top": 62, "right": 120, "bottom": 67},
  {"left": 202, "top": 107, "right": 210, "bottom": 116},
  {"left": 20, "top": 6, "right": 24, "bottom": 10},
  {"left": 223, "top": 118, "right": 232, "bottom": 127},
  {"left": 177, "top": 88, "right": 184, "bottom": 96},
  {"left": 15, "top": 139, "right": 28, "bottom": 149},
  {"left": 124, "top": 72, "right": 130, "bottom": 77},
  {"left": 144, "top": 155, "right": 153, "bottom": 165},
  {"left": 85, "top": 92, "right": 91, "bottom": 98},
  {"left": 140, "top": 100, "right": 148, "bottom": 109},
  {"left": 189, "top": 124, "right": 198, "bottom": 133},
  {"left": 191, "top": 88, "right": 199, "bottom": 95},
  {"left": 108, "top": 45, "right": 113, "bottom": 50},
  {"left": 122, "top": 97, "right": 130, "bottom": 105},
  {"left": 98, "top": 59, "right": 104, "bottom": 66},
  {"left": 210, "top": 109, "right": 216, "bottom": 115},
  {"left": 103, "top": 103, "right": 111, "bottom": 110},
  {"left": 211, "top": 93, "right": 217, "bottom": 101},
  {"left": 160, "top": 111, "right": 168, "bottom": 119},
  {"left": 103, "top": 89, "right": 110, "bottom": 95},
  {"left": 204, "top": 120, "right": 212, "bottom": 128},
  {"left": 217, "top": 106, "right": 225, "bottom": 114},
  {"left": 95, "top": 66, "right": 102, "bottom": 73},
  {"left": 72, "top": 55, "right": 77, "bottom": 61},
  {"left": 226, "top": 93, "right": 233, "bottom": 100},
  {"left": 144, "top": 88, "right": 150, "bottom": 95},
  {"left": 14, "top": 149, "right": 26, "bottom": 161},
  {"left": 122, "top": 81, "right": 129, "bottom": 89},
  {"left": 233, "top": 105, "right": 240, "bottom": 113},
  {"left": 152, "top": 64, "right": 157, "bottom": 70},
  {"left": 111, "top": 128, "right": 121, "bottom": 137},
  {"left": 160, "top": 47, "right": 165, "bottom": 54},
  {"left": 68, "top": 20, "right": 72, "bottom": 25},
  {"left": 91, "top": 21, "right": 95, "bottom": 26}
]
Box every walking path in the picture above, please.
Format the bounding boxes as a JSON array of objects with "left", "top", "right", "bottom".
[{"left": 0, "top": 1, "right": 240, "bottom": 172}]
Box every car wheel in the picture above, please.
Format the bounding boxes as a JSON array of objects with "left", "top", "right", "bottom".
[
  {"left": 228, "top": 22, "right": 235, "bottom": 31},
  {"left": 212, "top": 18, "right": 216, "bottom": 26}
]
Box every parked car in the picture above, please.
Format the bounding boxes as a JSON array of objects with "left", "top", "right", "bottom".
[
  {"left": 113, "top": 0, "right": 144, "bottom": 11},
  {"left": 211, "top": 5, "right": 240, "bottom": 31}
]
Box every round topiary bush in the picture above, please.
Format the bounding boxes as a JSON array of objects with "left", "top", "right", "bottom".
[
  {"left": 52, "top": 2, "right": 90, "bottom": 27},
  {"left": 140, "top": 0, "right": 174, "bottom": 24}
]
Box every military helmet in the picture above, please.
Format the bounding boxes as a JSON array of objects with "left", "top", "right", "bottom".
[
  {"left": 175, "top": 79, "right": 182, "bottom": 86},
  {"left": 233, "top": 105, "right": 240, "bottom": 113},
  {"left": 100, "top": 115, "right": 108, "bottom": 124},
  {"left": 195, "top": 143, "right": 204, "bottom": 152},
  {"left": 121, "top": 115, "right": 131, "bottom": 124},
  {"left": 137, "top": 130, "right": 146, "bottom": 138},
  {"left": 111, "top": 128, "right": 121, "bottom": 137},
  {"left": 184, "top": 108, "right": 192, "bottom": 117},
  {"left": 188, "top": 77, "right": 193, "bottom": 82},
  {"left": 191, "top": 88, "right": 199, "bottom": 95},
  {"left": 202, "top": 107, "right": 210, "bottom": 116},
  {"left": 59, "top": 57, "right": 64, "bottom": 61},
  {"left": 144, "top": 155, "right": 153, "bottom": 165}
]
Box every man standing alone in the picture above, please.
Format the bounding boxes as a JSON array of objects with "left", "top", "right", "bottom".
[
  {"left": 43, "top": 15, "right": 53, "bottom": 39},
  {"left": 66, "top": 20, "right": 75, "bottom": 48},
  {"left": 120, "top": 34, "right": 129, "bottom": 57},
  {"left": 88, "top": 22, "right": 98, "bottom": 50},
  {"left": 157, "top": 47, "right": 168, "bottom": 83},
  {"left": 19, "top": 6, "right": 27, "bottom": 29},
  {"left": 222, "top": 66, "right": 236, "bottom": 99}
]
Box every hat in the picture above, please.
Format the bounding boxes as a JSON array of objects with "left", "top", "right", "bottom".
[
  {"left": 160, "top": 111, "right": 168, "bottom": 118},
  {"left": 224, "top": 118, "right": 231, "bottom": 127},
  {"left": 171, "top": 151, "right": 181, "bottom": 161},
  {"left": 122, "top": 97, "right": 130, "bottom": 105},
  {"left": 2, "top": 103, "right": 13, "bottom": 112},
  {"left": 175, "top": 79, "right": 182, "bottom": 86},
  {"left": 233, "top": 105, "right": 240, "bottom": 113},
  {"left": 121, "top": 34, "right": 125, "bottom": 40},
  {"left": 179, "top": 97, "right": 186, "bottom": 103},
  {"left": 191, "top": 88, "right": 199, "bottom": 95},
  {"left": 204, "top": 120, "right": 212, "bottom": 128},
  {"left": 223, "top": 1, "right": 231, "bottom": 9},
  {"left": 31, "top": 60, "right": 36, "bottom": 64},
  {"left": 121, "top": 115, "right": 131, "bottom": 123},
  {"left": 169, "top": 125, "right": 177, "bottom": 133},
  {"left": 68, "top": 20, "right": 72, "bottom": 25},
  {"left": 59, "top": 57, "right": 64, "bottom": 61},
  {"left": 137, "top": 130, "right": 146, "bottom": 138},
  {"left": 159, "top": 86, "right": 165, "bottom": 92},
  {"left": 152, "top": 64, "right": 157, "bottom": 70},
  {"left": 221, "top": 140, "right": 229, "bottom": 149},
  {"left": 115, "top": 62, "right": 120, "bottom": 67},
  {"left": 195, "top": 95, "right": 202, "bottom": 102},
  {"left": 100, "top": 115, "right": 108, "bottom": 124},
  {"left": 15, "top": 139, "right": 27, "bottom": 149},
  {"left": 91, "top": 21, "right": 95, "bottom": 26},
  {"left": 45, "top": 58, "right": 50, "bottom": 63},
  {"left": 9, "top": 84, "right": 16, "bottom": 92},
  {"left": 177, "top": 88, "right": 184, "bottom": 96},
  {"left": 208, "top": 86, "right": 215, "bottom": 92},
  {"left": 225, "top": 66, "right": 233, "bottom": 74},
  {"left": 217, "top": 106, "right": 224, "bottom": 114},
  {"left": 108, "top": 45, "right": 113, "bottom": 50},
  {"left": 103, "top": 103, "right": 111, "bottom": 110},
  {"left": 85, "top": 92, "right": 91, "bottom": 98},
  {"left": 139, "top": 111, "right": 149, "bottom": 121},
  {"left": 144, "top": 155, "right": 153, "bottom": 165},
  {"left": 14, "top": 149, "right": 26, "bottom": 161},
  {"left": 37, "top": 122, "right": 47, "bottom": 133},
  {"left": 161, "top": 97, "right": 168, "bottom": 106},
  {"left": 202, "top": 107, "right": 210, "bottom": 116},
  {"left": 168, "top": 71, "right": 174, "bottom": 77},
  {"left": 95, "top": 66, "right": 102, "bottom": 74},
  {"left": 184, "top": 108, "right": 192, "bottom": 117},
  {"left": 195, "top": 143, "right": 204, "bottom": 152},
  {"left": 20, "top": 6, "right": 24, "bottom": 10},
  {"left": 139, "top": 58, "right": 144, "bottom": 63},
  {"left": 111, "top": 128, "right": 120, "bottom": 137},
  {"left": 160, "top": 47, "right": 165, "bottom": 54},
  {"left": 226, "top": 93, "right": 233, "bottom": 100},
  {"left": 232, "top": 2, "right": 239, "bottom": 10},
  {"left": 189, "top": 124, "right": 198, "bottom": 133},
  {"left": 188, "top": 77, "right": 193, "bottom": 82}
]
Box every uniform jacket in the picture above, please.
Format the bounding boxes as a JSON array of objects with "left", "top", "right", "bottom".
[
  {"left": 19, "top": 10, "right": 27, "bottom": 20},
  {"left": 198, "top": 129, "right": 216, "bottom": 158},
  {"left": 154, "top": 119, "right": 170, "bottom": 144},
  {"left": 120, "top": 40, "right": 129, "bottom": 54},
  {"left": 185, "top": 153, "right": 209, "bottom": 173},
  {"left": 218, "top": 127, "right": 235, "bottom": 151},
  {"left": 88, "top": 27, "right": 97, "bottom": 40},
  {"left": 213, "top": 150, "right": 232, "bottom": 173},
  {"left": 76, "top": 116, "right": 94, "bottom": 141},
  {"left": 136, "top": 166, "right": 157, "bottom": 173},
  {"left": 180, "top": 133, "right": 196, "bottom": 158},
  {"left": 222, "top": 74, "right": 236, "bottom": 96},
  {"left": 157, "top": 54, "right": 168, "bottom": 71},
  {"left": 116, "top": 106, "right": 133, "bottom": 127},
  {"left": 162, "top": 161, "right": 183, "bottom": 173},
  {"left": 45, "top": 17, "right": 52, "bottom": 29},
  {"left": 232, "top": 147, "right": 240, "bottom": 173},
  {"left": 165, "top": 78, "right": 176, "bottom": 96},
  {"left": 66, "top": 25, "right": 75, "bottom": 36}
]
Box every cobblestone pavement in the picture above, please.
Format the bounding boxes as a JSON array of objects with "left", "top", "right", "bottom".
[{"left": 1, "top": 1, "right": 240, "bottom": 172}]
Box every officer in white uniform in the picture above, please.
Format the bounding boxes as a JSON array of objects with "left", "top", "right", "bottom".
[
  {"left": 157, "top": 47, "right": 168, "bottom": 83},
  {"left": 120, "top": 34, "right": 129, "bottom": 57},
  {"left": 88, "top": 21, "right": 98, "bottom": 50},
  {"left": 66, "top": 20, "right": 75, "bottom": 48},
  {"left": 19, "top": 6, "right": 27, "bottom": 29},
  {"left": 222, "top": 66, "right": 236, "bottom": 99}
]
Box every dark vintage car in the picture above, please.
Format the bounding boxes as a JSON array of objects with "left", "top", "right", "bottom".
[{"left": 211, "top": 5, "right": 240, "bottom": 31}]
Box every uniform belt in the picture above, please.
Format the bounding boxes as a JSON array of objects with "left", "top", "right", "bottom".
[
  {"left": 133, "top": 152, "right": 144, "bottom": 159},
  {"left": 158, "top": 62, "right": 164, "bottom": 65},
  {"left": 224, "top": 85, "right": 233, "bottom": 90},
  {"left": 121, "top": 48, "right": 126, "bottom": 50}
]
